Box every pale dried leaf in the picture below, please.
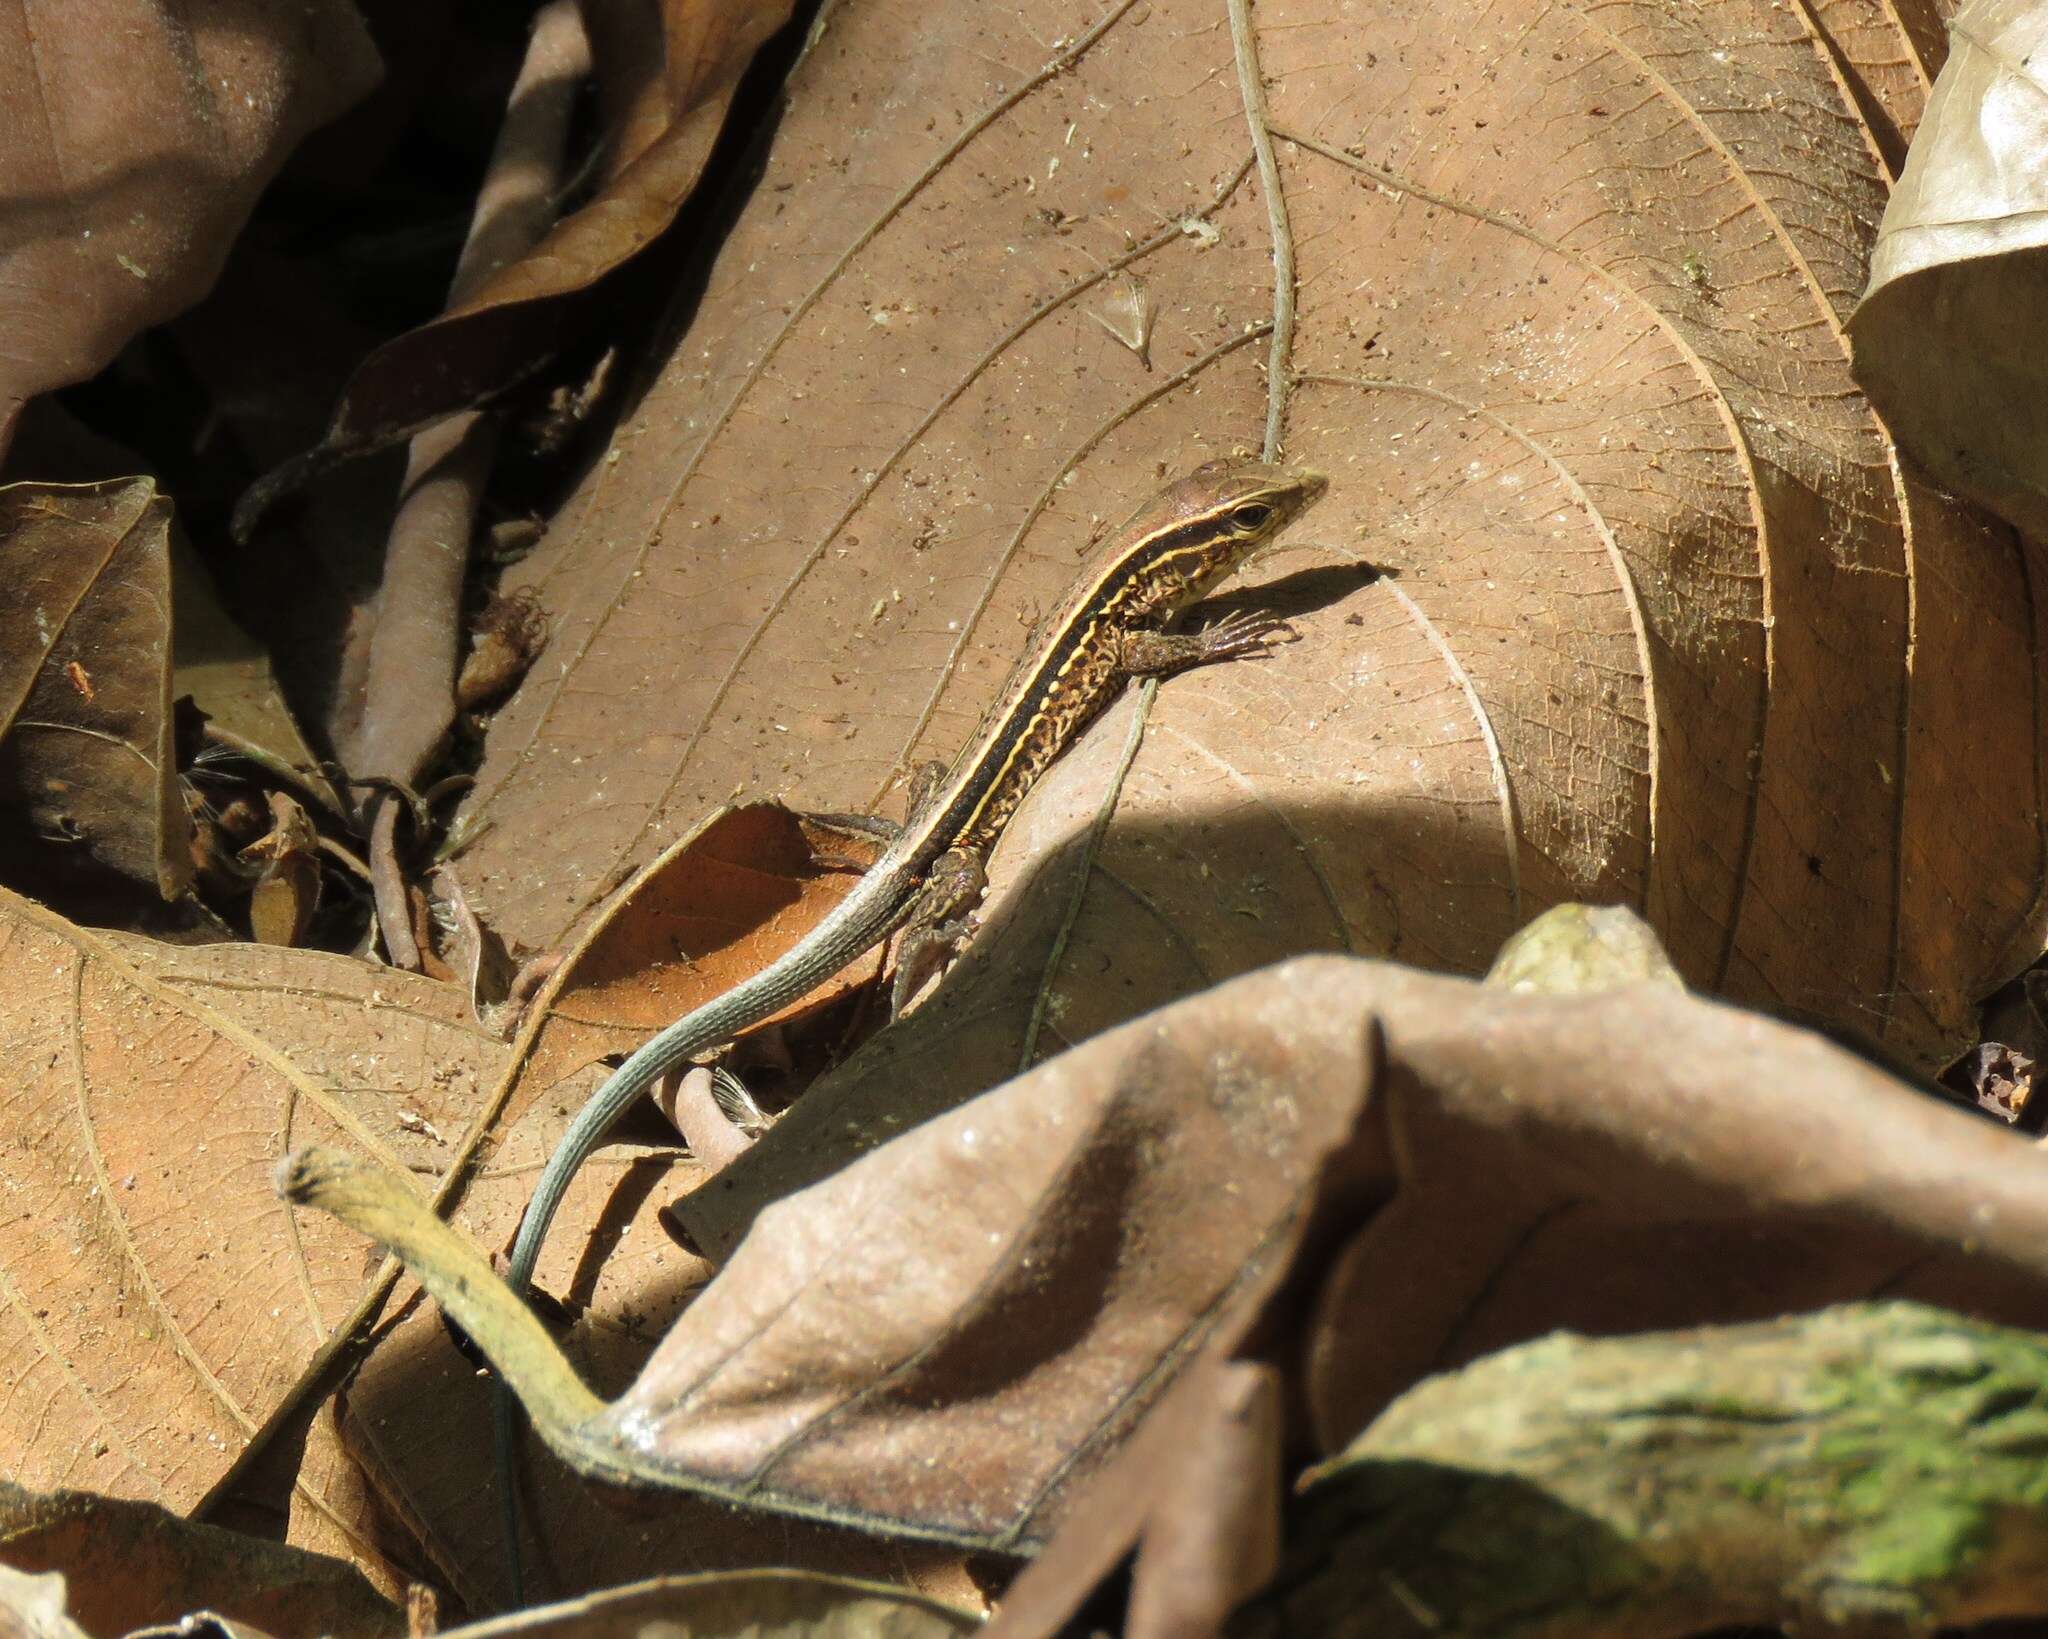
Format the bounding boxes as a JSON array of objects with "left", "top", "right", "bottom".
[
  {"left": 981, "top": 959, "right": 2048, "bottom": 1637},
  {"left": 0, "top": 1567, "right": 87, "bottom": 1639},
  {"left": 1850, "top": 0, "right": 2048, "bottom": 540}
]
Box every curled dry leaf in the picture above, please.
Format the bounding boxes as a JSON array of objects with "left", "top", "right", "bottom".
[
  {"left": 984, "top": 959, "right": 2048, "bottom": 1639},
  {"left": 454, "top": 0, "right": 2044, "bottom": 1088},
  {"left": 290, "top": 952, "right": 2048, "bottom": 1595},
  {"left": 0, "top": 1479, "right": 400, "bottom": 1639},
  {"left": 0, "top": 480, "right": 192, "bottom": 901},
  {"left": 429, "top": 865, "right": 521, "bottom": 1030},
  {"left": 236, "top": 0, "right": 800, "bottom": 527},
  {"left": 0, "top": 0, "right": 379, "bottom": 450},
  {"left": 0, "top": 887, "right": 512, "bottom": 1587},
  {"left": 457, "top": 592, "right": 553, "bottom": 712},
  {"left": 505, "top": 802, "right": 888, "bottom": 1117},
  {"left": 1851, "top": 0, "right": 2048, "bottom": 541},
  {"left": 1959, "top": 1038, "right": 2038, "bottom": 1124}
]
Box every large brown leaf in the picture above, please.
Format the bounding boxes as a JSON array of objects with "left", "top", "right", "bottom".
[
  {"left": 451, "top": 0, "right": 2044, "bottom": 1077},
  {"left": 0, "top": 887, "right": 512, "bottom": 1588},
  {"left": 0, "top": 0, "right": 379, "bottom": 451}
]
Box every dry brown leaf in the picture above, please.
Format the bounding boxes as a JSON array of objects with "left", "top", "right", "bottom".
[
  {"left": 0, "top": 1479, "right": 400, "bottom": 1639},
  {"left": 450, "top": 0, "right": 2043, "bottom": 1083},
  {"left": 0, "top": 889, "right": 510, "bottom": 1591},
  {"left": 0, "top": 0, "right": 379, "bottom": 452},
  {"left": 241, "top": 794, "right": 321, "bottom": 948},
  {"left": 508, "top": 804, "right": 888, "bottom": 1103},
  {"left": 1850, "top": 0, "right": 2048, "bottom": 541},
  {"left": 980, "top": 958, "right": 2048, "bottom": 1638},
  {"left": 235, "top": 0, "right": 799, "bottom": 525},
  {"left": 0, "top": 480, "right": 192, "bottom": 902}
]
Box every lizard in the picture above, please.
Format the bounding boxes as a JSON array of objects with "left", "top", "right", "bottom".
[{"left": 495, "top": 457, "right": 1326, "bottom": 1584}]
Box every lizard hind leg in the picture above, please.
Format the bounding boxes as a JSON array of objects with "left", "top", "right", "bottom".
[
  {"left": 891, "top": 845, "right": 988, "bottom": 1017},
  {"left": 799, "top": 759, "right": 949, "bottom": 858}
]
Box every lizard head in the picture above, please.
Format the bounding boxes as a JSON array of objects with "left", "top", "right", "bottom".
[{"left": 1117, "top": 458, "right": 1329, "bottom": 609}]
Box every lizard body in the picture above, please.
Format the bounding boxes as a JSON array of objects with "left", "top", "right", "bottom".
[{"left": 505, "top": 458, "right": 1326, "bottom": 1301}]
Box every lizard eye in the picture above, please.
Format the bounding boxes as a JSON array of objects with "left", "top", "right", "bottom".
[{"left": 1231, "top": 502, "right": 1274, "bottom": 532}]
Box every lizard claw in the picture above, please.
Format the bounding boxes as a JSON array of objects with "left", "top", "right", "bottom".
[{"left": 1201, "top": 611, "right": 1298, "bottom": 658}]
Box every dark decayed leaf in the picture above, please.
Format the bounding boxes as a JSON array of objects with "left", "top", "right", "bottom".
[
  {"left": 236, "top": 0, "right": 800, "bottom": 528},
  {"left": 0, "top": 0, "right": 379, "bottom": 452},
  {"left": 0, "top": 481, "right": 191, "bottom": 900},
  {"left": 1241, "top": 1304, "right": 2048, "bottom": 1638}
]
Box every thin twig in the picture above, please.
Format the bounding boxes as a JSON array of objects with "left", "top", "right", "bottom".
[
  {"left": 353, "top": 0, "right": 591, "bottom": 970},
  {"left": 1226, "top": 0, "right": 1298, "bottom": 461}
]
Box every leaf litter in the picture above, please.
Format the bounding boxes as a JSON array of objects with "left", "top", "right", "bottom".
[{"left": 4, "top": 0, "right": 2048, "bottom": 1630}]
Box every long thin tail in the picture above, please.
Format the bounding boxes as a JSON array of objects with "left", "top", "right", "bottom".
[{"left": 492, "top": 853, "right": 914, "bottom": 1594}]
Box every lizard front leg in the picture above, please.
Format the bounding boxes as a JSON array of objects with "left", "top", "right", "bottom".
[
  {"left": 1118, "top": 609, "right": 1297, "bottom": 678},
  {"left": 891, "top": 844, "right": 988, "bottom": 1016}
]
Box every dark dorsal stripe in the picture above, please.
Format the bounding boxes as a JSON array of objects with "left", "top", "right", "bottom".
[{"left": 919, "top": 510, "right": 1248, "bottom": 855}]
